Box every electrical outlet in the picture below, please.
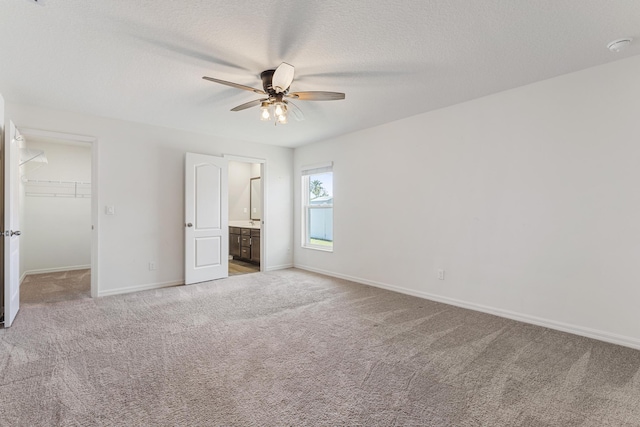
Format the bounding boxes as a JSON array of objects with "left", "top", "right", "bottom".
[
  {"left": 149, "top": 262, "right": 156, "bottom": 271},
  {"left": 243, "top": 208, "right": 248, "bottom": 213},
  {"left": 437, "top": 269, "right": 445, "bottom": 280}
]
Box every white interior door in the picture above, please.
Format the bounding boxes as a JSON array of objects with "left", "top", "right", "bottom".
[
  {"left": 185, "top": 152, "right": 228, "bottom": 285},
  {"left": 3, "top": 117, "right": 21, "bottom": 327}
]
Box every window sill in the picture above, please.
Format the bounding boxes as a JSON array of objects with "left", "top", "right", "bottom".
[{"left": 302, "top": 245, "right": 333, "bottom": 253}]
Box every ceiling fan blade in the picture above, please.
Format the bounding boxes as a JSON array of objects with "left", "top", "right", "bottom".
[
  {"left": 272, "top": 62, "right": 295, "bottom": 93},
  {"left": 230, "top": 99, "right": 268, "bottom": 112},
  {"left": 286, "top": 91, "right": 345, "bottom": 101},
  {"left": 284, "top": 100, "right": 305, "bottom": 121},
  {"left": 202, "top": 76, "right": 266, "bottom": 95}
]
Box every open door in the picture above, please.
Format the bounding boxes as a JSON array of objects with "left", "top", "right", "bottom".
[
  {"left": 2, "top": 112, "right": 22, "bottom": 327},
  {"left": 185, "top": 152, "right": 228, "bottom": 285}
]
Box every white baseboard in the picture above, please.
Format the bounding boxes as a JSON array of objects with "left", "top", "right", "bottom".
[
  {"left": 25, "top": 265, "right": 91, "bottom": 276},
  {"left": 97, "top": 280, "right": 183, "bottom": 297},
  {"left": 20, "top": 271, "right": 27, "bottom": 285},
  {"left": 265, "top": 263, "right": 293, "bottom": 272},
  {"left": 294, "top": 264, "right": 640, "bottom": 351}
]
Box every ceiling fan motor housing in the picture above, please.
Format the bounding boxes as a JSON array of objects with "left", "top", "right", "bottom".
[{"left": 260, "top": 69, "right": 280, "bottom": 96}]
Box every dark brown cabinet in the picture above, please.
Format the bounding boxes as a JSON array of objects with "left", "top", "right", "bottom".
[
  {"left": 250, "top": 229, "right": 261, "bottom": 263},
  {"left": 229, "top": 226, "right": 260, "bottom": 265},
  {"left": 229, "top": 227, "right": 241, "bottom": 257}
]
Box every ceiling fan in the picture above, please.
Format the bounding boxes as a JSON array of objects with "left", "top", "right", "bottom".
[{"left": 202, "top": 62, "right": 345, "bottom": 124}]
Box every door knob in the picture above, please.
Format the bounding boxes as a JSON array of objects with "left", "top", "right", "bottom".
[
  {"left": 11, "top": 230, "right": 21, "bottom": 236},
  {"left": 186, "top": 223, "right": 193, "bottom": 228}
]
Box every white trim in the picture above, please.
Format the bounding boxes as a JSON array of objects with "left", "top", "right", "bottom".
[
  {"left": 223, "top": 154, "right": 266, "bottom": 164},
  {"left": 19, "top": 128, "right": 95, "bottom": 143},
  {"left": 20, "top": 271, "right": 27, "bottom": 285},
  {"left": 301, "top": 161, "right": 333, "bottom": 176},
  {"left": 301, "top": 245, "right": 333, "bottom": 252},
  {"left": 91, "top": 136, "right": 99, "bottom": 298},
  {"left": 294, "top": 264, "right": 640, "bottom": 351},
  {"left": 97, "top": 280, "right": 183, "bottom": 297},
  {"left": 301, "top": 172, "right": 334, "bottom": 250},
  {"left": 265, "top": 263, "right": 293, "bottom": 271},
  {"left": 24, "top": 265, "right": 91, "bottom": 276}
]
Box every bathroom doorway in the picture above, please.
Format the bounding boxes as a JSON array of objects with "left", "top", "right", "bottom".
[{"left": 227, "top": 157, "right": 263, "bottom": 276}]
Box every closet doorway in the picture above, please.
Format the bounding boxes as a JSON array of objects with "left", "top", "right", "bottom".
[{"left": 19, "top": 130, "right": 95, "bottom": 304}]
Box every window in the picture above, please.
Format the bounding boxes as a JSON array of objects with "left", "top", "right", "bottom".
[{"left": 302, "top": 162, "right": 333, "bottom": 251}]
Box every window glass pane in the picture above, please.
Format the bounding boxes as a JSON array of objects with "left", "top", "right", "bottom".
[
  {"left": 309, "top": 207, "right": 333, "bottom": 246},
  {"left": 308, "top": 172, "right": 333, "bottom": 202},
  {"left": 307, "top": 172, "right": 333, "bottom": 247}
]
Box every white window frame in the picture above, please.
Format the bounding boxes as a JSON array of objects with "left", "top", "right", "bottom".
[{"left": 301, "top": 162, "right": 333, "bottom": 252}]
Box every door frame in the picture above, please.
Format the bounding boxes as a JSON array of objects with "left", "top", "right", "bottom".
[
  {"left": 223, "top": 154, "right": 266, "bottom": 272},
  {"left": 19, "top": 128, "right": 99, "bottom": 297}
]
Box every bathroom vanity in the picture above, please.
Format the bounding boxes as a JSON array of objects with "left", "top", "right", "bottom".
[{"left": 229, "top": 223, "right": 260, "bottom": 265}]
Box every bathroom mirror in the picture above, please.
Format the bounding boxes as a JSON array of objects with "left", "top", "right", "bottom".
[{"left": 250, "top": 177, "right": 261, "bottom": 221}]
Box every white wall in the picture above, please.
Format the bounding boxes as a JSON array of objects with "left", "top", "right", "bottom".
[
  {"left": 22, "top": 140, "right": 91, "bottom": 274},
  {"left": 228, "top": 161, "right": 262, "bottom": 221},
  {"left": 228, "top": 161, "right": 252, "bottom": 221},
  {"left": 251, "top": 163, "right": 260, "bottom": 178},
  {"left": 294, "top": 55, "right": 640, "bottom": 349},
  {"left": 228, "top": 161, "right": 262, "bottom": 222},
  {"left": 6, "top": 103, "right": 294, "bottom": 296}
]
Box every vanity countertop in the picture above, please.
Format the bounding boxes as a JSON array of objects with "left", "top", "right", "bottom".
[{"left": 229, "top": 220, "right": 261, "bottom": 230}]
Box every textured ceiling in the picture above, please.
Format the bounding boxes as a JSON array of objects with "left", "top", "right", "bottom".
[{"left": 1, "top": 0, "right": 639, "bottom": 148}]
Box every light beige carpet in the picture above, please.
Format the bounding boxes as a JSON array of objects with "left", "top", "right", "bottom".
[
  {"left": 1, "top": 268, "right": 640, "bottom": 426},
  {"left": 20, "top": 269, "right": 91, "bottom": 305}
]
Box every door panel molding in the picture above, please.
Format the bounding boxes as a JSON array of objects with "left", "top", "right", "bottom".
[{"left": 185, "top": 152, "right": 228, "bottom": 284}]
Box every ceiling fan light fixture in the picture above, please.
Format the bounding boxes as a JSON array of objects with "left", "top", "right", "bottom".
[
  {"left": 203, "top": 62, "right": 345, "bottom": 125},
  {"left": 274, "top": 101, "right": 285, "bottom": 117},
  {"left": 260, "top": 102, "right": 271, "bottom": 121},
  {"left": 275, "top": 102, "right": 288, "bottom": 125}
]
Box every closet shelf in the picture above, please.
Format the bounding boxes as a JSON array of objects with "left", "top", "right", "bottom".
[{"left": 24, "top": 179, "right": 91, "bottom": 198}]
